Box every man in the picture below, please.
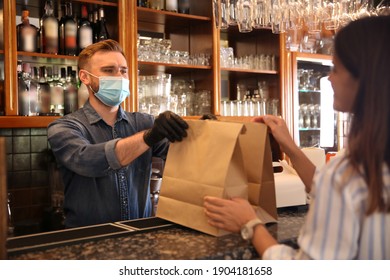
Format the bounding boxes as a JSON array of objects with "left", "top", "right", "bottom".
[{"left": 48, "top": 39, "right": 188, "bottom": 227}]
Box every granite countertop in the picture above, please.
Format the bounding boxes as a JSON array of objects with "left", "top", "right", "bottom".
[{"left": 8, "top": 206, "right": 307, "bottom": 260}]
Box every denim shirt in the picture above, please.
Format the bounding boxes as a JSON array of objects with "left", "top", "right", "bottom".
[{"left": 47, "top": 101, "right": 168, "bottom": 227}]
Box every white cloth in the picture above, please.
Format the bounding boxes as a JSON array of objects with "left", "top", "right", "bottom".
[{"left": 263, "top": 155, "right": 390, "bottom": 259}]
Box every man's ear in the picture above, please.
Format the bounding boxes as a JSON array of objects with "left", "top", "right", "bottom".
[{"left": 79, "top": 70, "right": 90, "bottom": 85}]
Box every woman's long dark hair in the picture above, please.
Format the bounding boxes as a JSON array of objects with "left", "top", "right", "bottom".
[{"left": 334, "top": 16, "right": 390, "bottom": 214}]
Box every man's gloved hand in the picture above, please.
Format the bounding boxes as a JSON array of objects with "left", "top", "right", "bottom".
[
  {"left": 144, "top": 111, "right": 189, "bottom": 147},
  {"left": 200, "top": 113, "right": 218, "bottom": 120}
]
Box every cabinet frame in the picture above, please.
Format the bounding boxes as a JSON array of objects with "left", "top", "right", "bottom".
[{"left": 1, "top": 1, "right": 286, "bottom": 128}]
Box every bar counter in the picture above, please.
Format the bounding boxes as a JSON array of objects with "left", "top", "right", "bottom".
[{"left": 7, "top": 206, "right": 307, "bottom": 260}]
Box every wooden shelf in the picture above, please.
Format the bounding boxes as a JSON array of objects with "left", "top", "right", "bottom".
[
  {"left": 138, "top": 61, "right": 211, "bottom": 74},
  {"left": 16, "top": 0, "right": 118, "bottom": 7},
  {"left": 49, "top": 0, "right": 118, "bottom": 7},
  {"left": 0, "top": 116, "right": 60, "bottom": 128},
  {"left": 137, "top": 7, "right": 211, "bottom": 25},
  {"left": 17, "top": 52, "right": 79, "bottom": 65},
  {"left": 221, "top": 67, "right": 278, "bottom": 75}
]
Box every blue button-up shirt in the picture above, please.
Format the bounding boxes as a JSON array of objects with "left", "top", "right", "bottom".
[{"left": 47, "top": 101, "right": 168, "bottom": 227}]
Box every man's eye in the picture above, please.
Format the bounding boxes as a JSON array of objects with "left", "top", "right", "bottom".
[
  {"left": 120, "top": 69, "right": 128, "bottom": 74},
  {"left": 103, "top": 69, "right": 114, "bottom": 73}
]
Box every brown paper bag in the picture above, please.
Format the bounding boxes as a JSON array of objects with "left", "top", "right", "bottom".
[{"left": 156, "top": 120, "right": 277, "bottom": 236}]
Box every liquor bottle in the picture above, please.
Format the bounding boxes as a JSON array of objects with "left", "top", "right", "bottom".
[
  {"left": 137, "top": 0, "right": 149, "bottom": 7},
  {"left": 17, "top": 61, "right": 29, "bottom": 116},
  {"left": 29, "top": 67, "right": 39, "bottom": 116},
  {"left": 49, "top": 65, "right": 64, "bottom": 115},
  {"left": 40, "top": 0, "right": 59, "bottom": 54},
  {"left": 16, "top": 8, "right": 38, "bottom": 52},
  {"left": 92, "top": 9, "right": 99, "bottom": 43},
  {"left": 96, "top": 7, "right": 109, "bottom": 42},
  {"left": 58, "top": 2, "right": 66, "bottom": 54},
  {"left": 37, "top": 66, "right": 51, "bottom": 115},
  {"left": 18, "top": 63, "right": 39, "bottom": 116},
  {"left": 166, "top": 0, "right": 178, "bottom": 12},
  {"left": 78, "top": 81, "right": 89, "bottom": 108},
  {"left": 77, "top": 4, "right": 93, "bottom": 53},
  {"left": 178, "top": 0, "right": 190, "bottom": 14},
  {"left": 59, "top": 2, "right": 77, "bottom": 56},
  {"left": 64, "top": 67, "right": 78, "bottom": 115}
]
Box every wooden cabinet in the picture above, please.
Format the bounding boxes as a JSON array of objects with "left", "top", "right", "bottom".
[
  {"left": 0, "top": 0, "right": 284, "bottom": 128},
  {"left": 0, "top": 0, "right": 127, "bottom": 128},
  {"left": 0, "top": 1, "right": 4, "bottom": 117}
]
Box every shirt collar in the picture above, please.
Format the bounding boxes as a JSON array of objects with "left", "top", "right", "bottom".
[{"left": 83, "top": 100, "right": 130, "bottom": 125}]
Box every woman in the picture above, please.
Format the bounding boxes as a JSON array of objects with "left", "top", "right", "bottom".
[{"left": 204, "top": 15, "right": 390, "bottom": 259}]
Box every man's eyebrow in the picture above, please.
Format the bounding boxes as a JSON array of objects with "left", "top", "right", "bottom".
[{"left": 100, "top": 66, "right": 128, "bottom": 70}]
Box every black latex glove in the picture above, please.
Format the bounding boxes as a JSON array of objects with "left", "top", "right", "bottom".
[
  {"left": 199, "top": 113, "right": 218, "bottom": 120},
  {"left": 144, "top": 111, "right": 189, "bottom": 147}
]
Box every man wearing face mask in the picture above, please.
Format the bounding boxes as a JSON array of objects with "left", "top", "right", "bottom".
[{"left": 48, "top": 40, "right": 189, "bottom": 228}]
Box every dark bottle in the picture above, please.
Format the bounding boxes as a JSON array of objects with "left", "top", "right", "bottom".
[
  {"left": 137, "top": 0, "right": 148, "bottom": 7},
  {"left": 96, "top": 7, "right": 109, "bottom": 42},
  {"left": 37, "top": 66, "right": 51, "bottom": 115},
  {"left": 178, "top": 0, "right": 190, "bottom": 14},
  {"left": 64, "top": 67, "right": 78, "bottom": 115},
  {"left": 92, "top": 9, "right": 99, "bottom": 43},
  {"left": 77, "top": 4, "right": 93, "bottom": 53},
  {"left": 59, "top": 2, "right": 77, "bottom": 55},
  {"left": 16, "top": 8, "right": 38, "bottom": 52},
  {"left": 40, "top": 0, "right": 59, "bottom": 54}
]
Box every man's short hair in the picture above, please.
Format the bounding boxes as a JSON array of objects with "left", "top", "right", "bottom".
[{"left": 78, "top": 39, "right": 126, "bottom": 71}]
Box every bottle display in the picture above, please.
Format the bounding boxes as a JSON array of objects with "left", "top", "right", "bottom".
[
  {"left": 78, "top": 4, "right": 93, "bottom": 53},
  {"left": 40, "top": 0, "right": 59, "bottom": 54},
  {"left": 59, "top": 2, "right": 77, "bottom": 55},
  {"left": 16, "top": 8, "right": 38, "bottom": 52}
]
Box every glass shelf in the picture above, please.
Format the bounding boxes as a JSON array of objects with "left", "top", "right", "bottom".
[
  {"left": 298, "top": 89, "right": 321, "bottom": 93},
  {"left": 299, "top": 128, "right": 321, "bottom": 131}
]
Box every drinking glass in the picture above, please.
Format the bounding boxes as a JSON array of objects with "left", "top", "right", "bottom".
[
  {"left": 229, "top": 0, "right": 239, "bottom": 25},
  {"left": 253, "top": 0, "right": 270, "bottom": 29},
  {"left": 323, "top": 0, "right": 340, "bottom": 30},
  {"left": 237, "top": 0, "right": 253, "bottom": 32}
]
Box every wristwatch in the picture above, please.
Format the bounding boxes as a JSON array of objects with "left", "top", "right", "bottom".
[{"left": 240, "top": 218, "right": 263, "bottom": 241}]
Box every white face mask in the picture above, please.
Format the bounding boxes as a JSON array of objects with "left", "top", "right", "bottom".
[{"left": 85, "top": 71, "right": 130, "bottom": 107}]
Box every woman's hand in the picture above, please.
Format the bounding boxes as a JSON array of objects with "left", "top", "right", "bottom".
[
  {"left": 253, "top": 115, "right": 315, "bottom": 193},
  {"left": 252, "top": 115, "right": 297, "bottom": 156},
  {"left": 203, "top": 196, "right": 257, "bottom": 233}
]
